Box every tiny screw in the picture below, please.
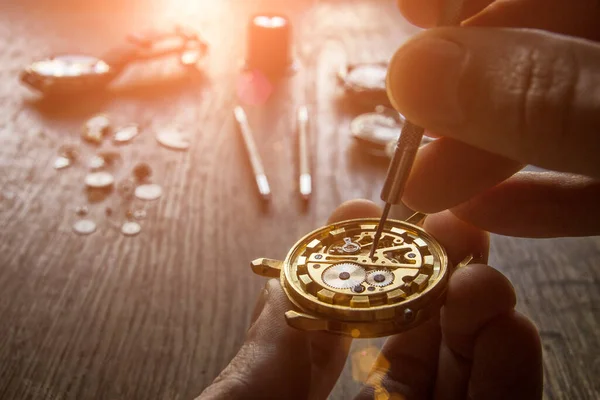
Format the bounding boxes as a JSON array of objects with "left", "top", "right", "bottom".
[
  {"left": 315, "top": 254, "right": 323, "bottom": 260},
  {"left": 75, "top": 206, "right": 89, "bottom": 217},
  {"left": 404, "top": 308, "right": 414, "bottom": 322},
  {"left": 313, "top": 264, "right": 321, "bottom": 269},
  {"left": 353, "top": 285, "right": 365, "bottom": 293},
  {"left": 133, "top": 162, "right": 152, "bottom": 182}
]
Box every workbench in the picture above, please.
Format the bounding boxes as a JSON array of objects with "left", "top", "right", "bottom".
[{"left": 0, "top": 0, "right": 598, "bottom": 398}]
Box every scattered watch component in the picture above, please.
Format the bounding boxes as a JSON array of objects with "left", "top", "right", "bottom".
[
  {"left": 337, "top": 62, "right": 390, "bottom": 108},
  {"left": 132, "top": 163, "right": 152, "bottom": 182},
  {"left": 121, "top": 221, "right": 142, "bottom": 236},
  {"left": 82, "top": 114, "right": 111, "bottom": 144},
  {"left": 117, "top": 179, "right": 136, "bottom": 200},
  {"left": 133, "top": 209, "right": 147, "bottom": 220},
  {"left": 156, "top": 130, "right": 190, "bottom": 151},
  {"left": 73, "top": 219, "right": 97, "bottom": 235},
  {"left": 20, "top": 26, "right": 208, "bottom": 96},
  {"left": 84, "top": 171, "right": 115, "bottom": 189},
  {"left": 135, "top": 183, "right": 163, "bottom": 201},
  {"left": 112, "top": 124, "right": 140, "bottom": 144},
  {"left": 55, "top": 144, "right": 79, "bottom": 169},
  {"left": 75, "top": 206, "right": 89, "bottom": 217},
  {"left": 251, "top": 214, "right": 476, "bottom": 338},
  {"left": 88, "top": 155, "right": 106, "bottom": 170},
  {"left": 58, "top": 144, "right": 79, "bottom": 160},
  {"left": 245, "top": 14, "right": 294, "bottom": 76},
  {"left": 53, "top": 156, "right": 71, "bottom": 170},
  {"left": 96, "top": 150, "right": 122, "bottom": 167},
  {"left": 322, "top": 263, "right": 367, "bottom": 289}
]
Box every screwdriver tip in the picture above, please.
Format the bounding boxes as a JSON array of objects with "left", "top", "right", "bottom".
[{"left": 369, "top": 203, "right": 392, "bottom": 259}]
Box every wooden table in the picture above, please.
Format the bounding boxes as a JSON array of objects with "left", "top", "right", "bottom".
[{"left": 0, "top": 1, "right": 598, "bottom": 399}]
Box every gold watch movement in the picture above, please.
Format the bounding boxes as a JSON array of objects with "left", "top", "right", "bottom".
[{"left": 251, "top": 213, "right": 474, "bottom": 338}]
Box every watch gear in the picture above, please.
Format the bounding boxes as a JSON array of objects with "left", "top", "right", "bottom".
[
  {"left": 250, "top": 213, "right": 476, "bottom": 338},
  {"left": 322, "top": 263, "right": 367, "bottom": 289},
  {"left": 366, "top": 269, "right": 394, "bottom": 287}
]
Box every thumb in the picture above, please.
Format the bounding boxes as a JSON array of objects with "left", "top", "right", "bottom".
[
  {"left": 386, "top": 27, "right": 600, "bottom": 178},
  {"left": 197, "top": 279, "right": 349, "bottom": 400}
]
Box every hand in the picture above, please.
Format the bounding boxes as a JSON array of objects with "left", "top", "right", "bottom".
[
  {"left": 390, "top": 0, "right": 600, "bottom": 237},
  {"left": 197, "top": 200, "right": 542, "bottom": 400}
]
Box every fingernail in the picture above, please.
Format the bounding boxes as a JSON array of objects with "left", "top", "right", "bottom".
[{"left": 386, "top": 36, "right": 466, "bottom": 128}]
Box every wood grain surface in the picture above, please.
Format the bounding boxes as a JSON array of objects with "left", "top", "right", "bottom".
[{"left": 0, "top": 1, "right": 598, "bottom": 399}]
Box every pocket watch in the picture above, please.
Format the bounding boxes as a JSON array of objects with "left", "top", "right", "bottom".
[
  {"left": 20, "top": 25, "right": 208, "bottom": 96},
  {"left": 251, "top": 213, "right": 474, "bottom": 338}
]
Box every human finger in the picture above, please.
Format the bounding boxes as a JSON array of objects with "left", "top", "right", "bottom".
[
  {"left": 451, "top": 171, "right": 600, "bottom": 237},
  {"left": 403, "top": 137, "right": 523, "bottom": 213},
  {"left": 198, "top": 279, "right": 348, "bottom": 400},
  {"left": 467, "top": 0, "right": 600, "bottom": 41},
  {"left": 355, "top": 210, "right": 489, "bottom": 399},
  {"left": 397, "top": 0, "right": 494, "bottom": 28},
  {"left": 200, "top": 200, "right": 387, "bottom": 399},
  {"left": 327, "top": 199, "right": 382, "bottom": 224},
  {"left": 432, "top": 263, "right": 513, "bottom": 398},
  {"left": 386, "top": 27, "right": 600, "bottom": 178},
  {"left": 435, "top": 262, "right": 542, "bottom": 399},
  {"left": 467, "top": 311, "right": 543, "bottom": 399}
]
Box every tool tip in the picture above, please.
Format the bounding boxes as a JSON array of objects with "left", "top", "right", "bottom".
[
  {"left": 233, "top": 106, "right": 246, "bottom": 123},
  {"left": 299, "top": 174, "right": 312, "bottom": 199},
  {"left": 298, "top": 106, "right": 308, "bottom": 122},
  {"left": 256, "top": 173, "right": 271, "bottom": 201}
]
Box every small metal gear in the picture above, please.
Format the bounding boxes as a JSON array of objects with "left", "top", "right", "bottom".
[
  {"left": 322, "top": 263, "right": 366, "bottom": 289},
  {"left": 366, "top": 269, "right": 394, "bottom": 287}
]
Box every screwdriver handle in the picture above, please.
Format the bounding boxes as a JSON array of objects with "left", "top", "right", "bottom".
[{"left": 380, "top": 121, "right": 424, "bottom": 204}]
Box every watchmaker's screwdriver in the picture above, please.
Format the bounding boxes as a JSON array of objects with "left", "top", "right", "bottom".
[
  {"left": 369, "top": 0, "right": 466, "bottom": 259},
  {"left": 233, "top": 106, "right": 272, "bottom": 201}
]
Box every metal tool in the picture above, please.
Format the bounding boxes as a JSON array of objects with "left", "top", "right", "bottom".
[
  {"left": 297, "top": 106, "right": 312, "bottom": 200},
  {"left": 369, "top": 0, "right": 465, "bottom": 259},
  {"left": 233, "top": 106, "right": 271, "bottom": 201}
]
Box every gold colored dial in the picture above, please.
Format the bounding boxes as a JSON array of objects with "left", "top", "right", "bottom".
[{"left": 252, "top": 215, "right": 464, "bottom": 338}]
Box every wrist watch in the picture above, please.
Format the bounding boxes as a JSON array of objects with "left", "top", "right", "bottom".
[
  {"left": 251, "top": 213, "right": 475, "bottom": 338},
  {"left": 20, "top": 25, "right": 208, "bottom": 96}
]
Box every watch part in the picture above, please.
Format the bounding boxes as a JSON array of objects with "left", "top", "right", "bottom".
[
  {"left": 156, "top": 130, "right": 190, "bottom": 151},
  {"left": 135, "top": 184, "right": 163, "bottom": 201},
  {"left": 322, "top": 263, "right": 367, "bottom": 289},
  {"left": 252, "top": 216, "right": 450, "bottom": 338},
  {"left": 366, "top": 269, "right": 394, "bottom": 287},
  {"left": 85, "top": 171, "right": 115, "bottom": 189},
  {"left": 73, "top": 219, "right": 97, "bottom": 235},
  {"left": 121, "top": 221, "right": 142, "bottom": 236}
]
